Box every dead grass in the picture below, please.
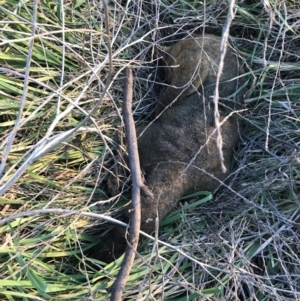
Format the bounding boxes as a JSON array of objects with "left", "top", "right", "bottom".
[{"left": 1, "top": 0, "right": 300, "bottom": 300}]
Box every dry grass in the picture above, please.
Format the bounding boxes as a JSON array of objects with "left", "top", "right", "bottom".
[{"left": 1, "top": 0, "right": 300, "bottom": 300}]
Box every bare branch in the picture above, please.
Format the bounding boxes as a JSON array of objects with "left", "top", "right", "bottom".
[{"left": 110, "top": 67, "right": 144, "bottom": 301}]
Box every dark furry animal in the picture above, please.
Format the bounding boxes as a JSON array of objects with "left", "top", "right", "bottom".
[{"left": 93, "top": 34, "right": 246, "bottom": 263}]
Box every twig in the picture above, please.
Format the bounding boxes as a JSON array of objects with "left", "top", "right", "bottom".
[
  {"left": 213, "top": 0, "right": 236, "bottom": 173},
  {"left": 0, "top": 207, "right": 240, "bottom": 276},
  {"left": 0, "top": 209, "right": 128, "bottom": 228},
  {"left": 109, "top": 67, "right": 143, "bottom": 301}
]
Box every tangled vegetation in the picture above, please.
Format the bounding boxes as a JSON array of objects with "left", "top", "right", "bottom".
[{"left": 0, "top": 0, "right": 300, "bottom": 300}]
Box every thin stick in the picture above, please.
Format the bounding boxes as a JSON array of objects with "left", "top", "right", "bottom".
[
  {"left": 213, "top": 0, "right": 236, "bottom": 173},
  {"left": 110, "top": 67, "right": 143, "bottom": 301}
]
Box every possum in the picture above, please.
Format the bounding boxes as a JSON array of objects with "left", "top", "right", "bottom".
[{"left": 94, "top": 34, "right": 247, "bottom": 263}]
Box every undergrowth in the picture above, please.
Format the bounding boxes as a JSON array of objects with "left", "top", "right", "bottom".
[{"left": 0, "top": 0, "right": 300, "bottom": 300}]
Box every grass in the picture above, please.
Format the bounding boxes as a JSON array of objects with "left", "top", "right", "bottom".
[{"left": 1, "top": 0, "right": 300, "bottom": 300}]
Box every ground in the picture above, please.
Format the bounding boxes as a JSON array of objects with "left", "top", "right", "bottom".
[{"left": 0, "top": 0, "right": 300, "bottom": 300}]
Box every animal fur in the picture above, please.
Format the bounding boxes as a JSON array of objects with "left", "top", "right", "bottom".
[{"left": 94, "top": 34, "right": 247, "bottom": 262}]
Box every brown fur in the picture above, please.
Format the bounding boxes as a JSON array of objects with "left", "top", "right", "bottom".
[
  {"left": 94, "top": 34, "right": 246, "bottom": 262},
  {"left": 156, "top": 34, "right": 244, "bottom": 114}
]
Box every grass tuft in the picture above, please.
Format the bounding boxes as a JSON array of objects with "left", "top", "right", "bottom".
[{"left": 1, "top": 0, "right": 300, "bottom": 300}]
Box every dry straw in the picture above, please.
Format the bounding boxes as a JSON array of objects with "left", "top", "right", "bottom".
[{"left": 1, "top": 0, "right": 300, "bottom": 300}]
